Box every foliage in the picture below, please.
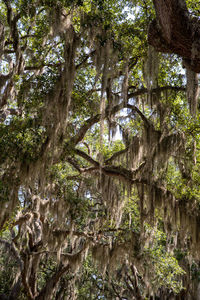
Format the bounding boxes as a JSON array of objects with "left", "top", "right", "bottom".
[{"left": 0, "top": 0, "right": 200, "bottom": 299}]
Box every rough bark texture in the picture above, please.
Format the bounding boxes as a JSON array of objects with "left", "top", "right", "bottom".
[{"left": 148, "top": 0, "right": 200, "bottom": 72}]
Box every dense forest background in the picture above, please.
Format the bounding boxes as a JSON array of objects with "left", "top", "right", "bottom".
[{"left": 1, "top": 0, "right": 200, "bottom": 299}]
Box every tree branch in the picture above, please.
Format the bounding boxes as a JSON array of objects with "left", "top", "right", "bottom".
[
  {"left": 128, "top": 86, "right": 185, "bottom": 99},
  {"left": 74, "top": 149, "right": 100, "bottom": 167},
  {"left": 35, "top": 264, "right": 70, "bottom": 300},
  {"left": 73, "top": 149, "right": 134, "bottom": 182},
  {"left": 105, "top": 147, "right": 129, "bottom": 164},
  {"left": 148, "top": 0, "right": 200, "bottom": 72}
]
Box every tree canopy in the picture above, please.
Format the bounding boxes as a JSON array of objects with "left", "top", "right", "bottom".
[{"left": 0, "top": 0, "right": 200, "bottom": 299}]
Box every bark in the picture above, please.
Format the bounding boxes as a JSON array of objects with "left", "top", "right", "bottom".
[
  {"left": 35, "top": 265, "right": 70, "bottom": 300},
  {"left": 148, "top": 0, "right": 200, "bottom": 72}
]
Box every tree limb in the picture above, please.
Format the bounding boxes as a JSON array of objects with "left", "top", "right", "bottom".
[
  {"left": 128, "top": 86, "right": 185, "bottom": 99},
  {"left": 148, "top": 0, "right": 200, "bottom": 72},
  {"left": 105, "top": 147, "right": 129, "bottom": 164}
]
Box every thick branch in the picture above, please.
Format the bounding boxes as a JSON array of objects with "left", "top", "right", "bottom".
[
  {"left": 35, "top": 265, "right": 70, "bottom": 300},
  {"left": 105, "top": 147, "right": 129, "bottom": 164},
  {"left": 75, "top": 50, "right": 96, "bottom": 69},
  {"left": 73, "top": 149, "right": 134, "bottom": 182},
  {"left": 69, "top": 114, "right": 101, "bottom": 146},
  {"left": 127, "top": 104, "right": 152, "bottom": 127},
  {"left": 128, "top": 86, "right": 185, "bottom": 99},
  {"left": 24, "top": 63, "right": 62, "bottom": 71},
  {"left": 149, "top": 0, "right": 200, "bottom": 72},
  {"left": 71, "top": 149, "right": 175, "bottom": 200},
  {"left": 74, "top": 149, "right": 99, "bottom": 167}
]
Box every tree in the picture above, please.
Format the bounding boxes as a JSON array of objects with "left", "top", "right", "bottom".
[{"left": 0, "top": 0, "right": 200, "bottom": 299}]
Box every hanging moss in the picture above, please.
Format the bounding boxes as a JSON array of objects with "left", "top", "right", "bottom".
[
  {"left": 186, "top": 67, "right": 199, "bottom": 116},
  {"left": 143, "top": 46, "right": 159, "bottom": 92}
]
